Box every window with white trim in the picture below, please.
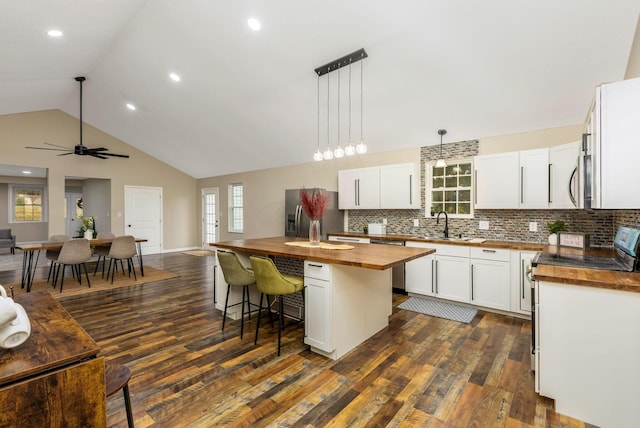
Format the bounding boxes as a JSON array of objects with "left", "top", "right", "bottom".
[
  {"left": 228, "top": 183, "right": 244, "bottom": 233},
  {"left": 9, "top": 184, "right": 47, "bottom": 222},
  {"left": 425, "top": 159, "right": 473, "bottom": 218}
]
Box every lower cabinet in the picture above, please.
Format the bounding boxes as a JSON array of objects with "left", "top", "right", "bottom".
[
  {"left": 406, "top": 242, "right": 470, "bottom": 304},
  {"left": 328, "top": 235, "right": 371, "bottom": 244},
  {"left": 470, "top": 247, "right": 510, "bottom": 311},
  {"left": 304, "top": 262, "right": 333, "bottom": 352}
]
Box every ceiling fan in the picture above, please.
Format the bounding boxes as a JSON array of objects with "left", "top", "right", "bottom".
[{"left": 25, "top": 76, "right": 129, "bottom": 160}]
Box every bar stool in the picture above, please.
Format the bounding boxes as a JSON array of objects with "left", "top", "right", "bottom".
[
  {"left": 105, "top": 362, "right": 134, "bottom": 428},
  {"left": 249, "top": 256, "right": 304, "bottom": 356},
  {"left": 216, "top": 250, "right": 260, "bottom": 339}
]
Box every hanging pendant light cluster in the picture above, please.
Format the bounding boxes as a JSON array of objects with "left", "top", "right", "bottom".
[{"left": 313, "top": 48, "right": 368, "bottom": 161}]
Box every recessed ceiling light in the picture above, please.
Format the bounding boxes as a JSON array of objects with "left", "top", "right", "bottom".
[
  {"left": 126, "top": 103, "right": 136, "bottom": 111},
  {"left": 22, "top": 170, "right": 32, "bottom": 175},
  {"left": 169, "top": 73, "right": 181, "bottom": 82},
  {"left": 47, "top": 29, "right": 63, "bottom": 37},
  {"left": 248, "top": 18, "right": 261, "bottom": 31}
]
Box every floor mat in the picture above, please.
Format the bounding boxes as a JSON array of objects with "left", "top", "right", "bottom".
[
  {"left": 182, "top": 250, "right": 214, "bottom": 256},
  {"left": 398, "top": 297, "right": 477, "bottom": 323}
]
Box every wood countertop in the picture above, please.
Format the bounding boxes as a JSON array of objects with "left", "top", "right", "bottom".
[
  {"left": 211, "top": 236, "right": 434, "bottom": 270},
  {"left": 328, "top": 232, "right": 546, "bottom": 251},
  {"left": 532, "top": 263, "right": 640, "bottom": 293}
]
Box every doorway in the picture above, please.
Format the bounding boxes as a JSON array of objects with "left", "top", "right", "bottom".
[
  {"left": 65, "top": 192, "right": 83, "bottom": 237},
  {"left": 202, "top": 187, "right": 219, "bottom": 248},
  {"left": 124, "top": 186, "right": 162, "bottom": 254}
]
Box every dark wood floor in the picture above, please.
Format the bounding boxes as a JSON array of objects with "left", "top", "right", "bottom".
[{"left": 2, "top": 252, "right": 593, "bottom": 427}]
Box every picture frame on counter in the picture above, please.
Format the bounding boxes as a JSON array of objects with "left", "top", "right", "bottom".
[{"left": 558, "top": 232, "right": 590, "bottom": 249}]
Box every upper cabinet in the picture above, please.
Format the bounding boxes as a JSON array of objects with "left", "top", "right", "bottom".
[
  {"left": 474, "top": 151, "right": 520, "bottom": 209},
  {"left": 474, "top": 145, "right": 579, "bottom": 210},
  {"left": 549, "top": 141, "right": 580, "bottom": 209},
  {"left": 338, "top": 167, "right": 380, "bottom": 209},
  {"left": 379, "top": 163, "right": 420, "bottom": 209},
  {"left": 339, "top": 163, "right": 419, "bottom": 210},
  {"left": 519, "top": 148, "right": 549, "bottom": 209},
  {"left": 590, "top": 77, "right": 640, "bottom": 209}
]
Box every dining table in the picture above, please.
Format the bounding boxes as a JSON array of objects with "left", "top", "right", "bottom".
[{"left": 15, "top": 237, "right": 148, "bottom": 292}]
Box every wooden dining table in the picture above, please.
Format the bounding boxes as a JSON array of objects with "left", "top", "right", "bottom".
[{"left": 15, "top": 237, "right": 148, "bottom": 292}]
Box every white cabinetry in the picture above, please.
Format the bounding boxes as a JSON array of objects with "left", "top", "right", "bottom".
[
  {"left": 592, "top": 77, "right": 640, "bottom": 208},
  {"left": 519, "top": 149, "right": 549, "bottom": 209},
  {"left": 474, "top": 152, "right": 520, "bottom": 209},
  {"left": 379, "top": 163, "right": 420, "bottom": 209},
  {"left": 548, "top": 141, "right": 580, "bottom": 209},
  {"left": 304, "top": 261, "right": 333, "bottom": 352},
  {"left": 510, "top": 251, "right": 535, "bottom": 315},
  {"left": 469, "top": 247, "right": 510, "bottom": 311},
  {"left": 338, "top": 167, "right": 380, "bottom": 209},
  {"left": 405, "top": 242, "right": 470, "bottom": 304},
  {"left": 536, "top": 280, "right": 640, "bottom": 427}
]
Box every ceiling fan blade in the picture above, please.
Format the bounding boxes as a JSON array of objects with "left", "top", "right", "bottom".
[
  {"left": 44, "top": 142, "right": 72, "bottom": 150},
  {"left": 86, "top": 147, "right": 108, "bottom": 152},
  {"left": 98, "top": 152, "right": 130, "bottom": 158},
  {"left": 57, "top": 152, "right": 74, "bottom": 156},
  {"left": 25, "top": 146, "right": 70, "bottom": 152},
  {"left": 90, "top": 153, "right": 109, "bottom": 159}
]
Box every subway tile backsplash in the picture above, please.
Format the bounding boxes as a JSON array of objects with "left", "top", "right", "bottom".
[{"left": 346, "top": 142, "right": 640, "bottom": 247}]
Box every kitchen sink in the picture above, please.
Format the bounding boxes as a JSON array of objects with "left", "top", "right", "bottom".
[{"left": 424, "top": 236, "right": 471, "bottom": 242}]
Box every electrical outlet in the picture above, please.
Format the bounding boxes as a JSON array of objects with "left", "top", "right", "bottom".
[
  {"left": 529, "top": 221, "right": 538, "bottom": 232},
  {"left": 479, "top": 221, "right": 489, "bottom": 230},
  {"left": 413, "top": 219, "right": 420, "bottom": 227},
  {"left": 382, "top": 218, "right": 387, "bottom": 225}
]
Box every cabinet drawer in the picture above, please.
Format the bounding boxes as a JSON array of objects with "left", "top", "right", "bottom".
[
  {"left": 470, "top": 247, "right": 510, "bottom": 262},
  {"left": 432, "top": 243, "right": 470, "bottom": 258},
  {"left": 328, "top": 236, "right": 371, "bottom": 244},
  {"left": 304, "top": 261, "right": 331, "bottom": 281}
]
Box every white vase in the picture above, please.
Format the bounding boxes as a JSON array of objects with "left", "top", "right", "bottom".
[
  {"left": 84, "top": 230, "right": 94, "bottom": 240},
  {"left": 309, "top": 220, "right": 321, "bottom": 246},
  {"left": 548, "top": 233, "right": 558, "bottom": 245}
]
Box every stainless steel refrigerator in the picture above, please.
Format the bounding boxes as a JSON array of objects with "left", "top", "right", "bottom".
[{"left": 285, "top": 189, "right": 343, "bottom": 240}]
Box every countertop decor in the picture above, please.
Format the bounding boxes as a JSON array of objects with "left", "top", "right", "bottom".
[{"left": 300, "top": 188, "right": 331, "bottom": 246}]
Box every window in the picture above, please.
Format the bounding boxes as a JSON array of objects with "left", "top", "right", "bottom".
[
  {"left": 425, "top": 159, "right": 473, "bottom": 218},
  {"left": 228, "top": 183, "right": 243, "bottom": 233},
  {"left": 10, "top": 185, "right": 46, "bottom": 222}
]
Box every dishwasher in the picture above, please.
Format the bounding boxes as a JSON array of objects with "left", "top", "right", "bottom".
[{"left": 370, "top": 239, "right": 406, "bottom": 294}]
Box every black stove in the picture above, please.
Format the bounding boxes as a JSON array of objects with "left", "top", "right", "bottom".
[{"left": 532, "top": 226, "right": 640, "bottom": 272}]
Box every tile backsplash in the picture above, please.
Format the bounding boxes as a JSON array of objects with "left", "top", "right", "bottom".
[{"left": 346, "top": 141, "right": 640, "bottom": 247}]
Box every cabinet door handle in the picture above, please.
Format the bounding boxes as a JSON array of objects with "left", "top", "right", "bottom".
[
  {"left": 308, "top": 263, "right": 323, "bottom": 268},
  {"left": 521, "top": 259, "right": 525, "bottom": 299},
  {"left": 548, "top": 163, "right": 552, "bottom": 203},
  {"left": 520, "top": 166, "right": 524, "bottom": 204},
  {"left": 474, "top": 170, "right": 478, "bottom": 205},
  {"left": 470, "top": 264, "right": 474, "bottom": 301},
  {"left": 569, "top": 165, "right": 578, "bottom": 207},
  {"left": 434, "top": 260, "right": 438, "bottom": 294},
  {"left": 431, "top": 259, "right": 435, "bottom": 293},
  {"left": 482, "top": 249, "right": 496, "bottom": 253}
]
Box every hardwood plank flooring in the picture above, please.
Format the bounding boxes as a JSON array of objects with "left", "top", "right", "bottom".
[{"left": 0, "top": 252, "right": 594, "bottom": 427}]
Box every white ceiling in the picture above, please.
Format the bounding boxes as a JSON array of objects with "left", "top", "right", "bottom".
[{"left": 1, "top": 1, "right": 639, "bottom": 179}]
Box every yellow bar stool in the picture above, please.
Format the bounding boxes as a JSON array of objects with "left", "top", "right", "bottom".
[
  {"left": 217, "top": 250, "right": 260, "bottom": 339},
  {"left": 249, "top": 255, "right": 304, "bottom": 356}
]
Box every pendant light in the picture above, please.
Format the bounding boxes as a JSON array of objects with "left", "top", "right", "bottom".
[
  {"left": 313, "top": 74, "right": 323, "bottom": 161},
  {"left": 312, "top": 48, "right": 368, "bottom": 161},
  {"left": 334, "top": 65, "right": 344, "bottom": 158},
  {"left": 344, "top": 61, "right": 356, "bottom": 156},
  {"left": 355, "top": 55, "right": 367, "bottom": 154},
  {"left": 436, "top": 129, "right": 447, "bottom": 168},
  {"left": 323, "top": 72, "right": 333, "bottom": 160}
]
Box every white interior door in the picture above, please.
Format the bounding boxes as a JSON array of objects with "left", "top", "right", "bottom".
[
  {"left": 202, "top": 187, "right": 219, "bottom": 248},
  {"left": 65, "top": 192, "right": 83, "bottom": 237},
  {"left": 125, "top": 185, "right": 162, "bottom": 254}
]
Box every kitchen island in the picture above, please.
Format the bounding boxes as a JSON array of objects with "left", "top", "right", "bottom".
[{"left": 212, "top": 236, "right": 434, "bottom": 359}]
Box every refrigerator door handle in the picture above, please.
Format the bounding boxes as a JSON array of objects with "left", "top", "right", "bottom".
[{"left": 296, "top": 205, "right": 302, "bottom": 237}]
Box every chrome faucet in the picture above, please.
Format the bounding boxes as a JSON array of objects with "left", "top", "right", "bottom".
[{"left": 436, "top": 210, "right": 449, "bottom": 238}]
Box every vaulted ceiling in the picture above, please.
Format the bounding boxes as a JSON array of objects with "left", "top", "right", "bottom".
[{"left": 1, "top": 1, "right": 638, "bottom": 178}]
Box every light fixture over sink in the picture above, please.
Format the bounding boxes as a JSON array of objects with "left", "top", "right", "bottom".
[{"left": 436, "top": 129, "right": 447, "bottom": 168}]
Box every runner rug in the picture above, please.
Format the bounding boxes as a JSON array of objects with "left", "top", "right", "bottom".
[{"left": 397, "top": 297, "right": 478, "bottom": 323}]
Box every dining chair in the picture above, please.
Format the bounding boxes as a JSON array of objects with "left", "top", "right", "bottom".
[
  {"left": 216, "top": 250, "right": 261, "bottom": 339},
  {"left": 106, "top": 236, "right": 138, "bottom": 284},
  {"left": 53, "top": 238, "right": 92, "bottom": 293},
  {"left": 249, "top": 256, "right": 304, "bottom": 356},
  {"left": 46, "top": 235, "right": 70, "bottom": 283},
  {"left": 93, "top": 232, "right": 116, "bottom": 277}
]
